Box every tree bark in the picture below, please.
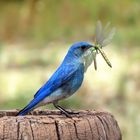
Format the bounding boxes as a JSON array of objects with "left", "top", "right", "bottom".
[{"left": 0, "top": 110, "right": 122, "bottom": 140}]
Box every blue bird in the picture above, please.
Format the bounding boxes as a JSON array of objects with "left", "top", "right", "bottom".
[{"left": 17, "top": 42, "right": 96, "bottom": 117}]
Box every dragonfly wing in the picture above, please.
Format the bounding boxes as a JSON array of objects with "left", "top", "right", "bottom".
[
  {"left": 95, "top": 21, "right": 102, "bottom": 44},
  {"left": 102, "top": 27, "right": 116, "bottom": 46},
  {"left": 95, "top": 21, "right": 116, "bottom": 47}
]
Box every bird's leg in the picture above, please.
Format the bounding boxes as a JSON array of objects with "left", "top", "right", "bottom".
[
  {"left": 53, "top": 102, "right": 79, "bottom": 117},
  {"left": 53, "top": 102, "right": 71, "bottom": 117}
]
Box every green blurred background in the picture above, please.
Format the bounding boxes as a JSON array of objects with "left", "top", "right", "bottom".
[{"left": 0, "top": 0, "right": 140, "bottom": 139}]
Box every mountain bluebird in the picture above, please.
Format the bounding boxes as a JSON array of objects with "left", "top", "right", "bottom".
[{"left": 17, "top": 42, "right": 96, "bottom": 117}]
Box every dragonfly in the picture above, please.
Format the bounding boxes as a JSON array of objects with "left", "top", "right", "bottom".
[{"left": 92, "top": 21, "right": 116, "bottom": 70}]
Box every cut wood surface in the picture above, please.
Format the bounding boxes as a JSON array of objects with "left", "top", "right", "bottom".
[{"left": 0, "top": 110, "right": 122, "bottom": 140}]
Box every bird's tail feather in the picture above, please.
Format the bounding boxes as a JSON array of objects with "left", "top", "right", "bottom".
[
  {"left": 16, "top": 104, "right": 34, "bottom": 116},
  {"left": 17, "top": 97, "right": 42, "bottom": 116}
]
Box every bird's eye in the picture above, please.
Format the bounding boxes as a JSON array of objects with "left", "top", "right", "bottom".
[{"left": 81, "top": 45, "right": 86, "bottom": 51}]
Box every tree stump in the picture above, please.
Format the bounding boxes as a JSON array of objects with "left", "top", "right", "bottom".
[{"left": 0, "top": 110, "right": 122, "bottom": 140}]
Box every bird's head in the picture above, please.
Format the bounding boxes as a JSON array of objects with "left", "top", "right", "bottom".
[
  {"left": 67, "top": 42, "right": 97, "bottom": 71},
  {"left": 68, "top": 41, "right": 112, "bottom": 71},
  {"left": 69, "top": 42, "right": 96, "bottom": 58}
]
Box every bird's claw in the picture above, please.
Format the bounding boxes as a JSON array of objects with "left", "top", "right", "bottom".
[
  {"left": 65, "top": 110, "right": 79, "bottom": 115},
  {"left": 60, "top": 110, "right": 79, "bottom": 118}
]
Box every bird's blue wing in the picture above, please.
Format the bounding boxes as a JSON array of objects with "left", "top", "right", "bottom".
[
  {"left": 17, "top": 64, "right": 78, "bottom": 116},
  {"left": 34, "top": 64, "right": 77, "bottom": 98}
]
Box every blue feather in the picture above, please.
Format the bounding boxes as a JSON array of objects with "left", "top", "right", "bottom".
[
  {"left": 17, "top": 64, "right": 78, "bottom": 115},
  {"left": 17, "top": 42, "right": 94, "bottom": 116}
]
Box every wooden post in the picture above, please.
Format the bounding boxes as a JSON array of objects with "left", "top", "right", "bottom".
[{"left": 0, "top": 110, "right": 122, "bottom": 140}]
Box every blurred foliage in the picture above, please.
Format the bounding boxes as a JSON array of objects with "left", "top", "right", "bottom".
[
  {"left": 0, "top": 0, "right": 140, "bottom": 140},
  {"left": 0, "top": 0, "right": 140, "bottom": 46}
]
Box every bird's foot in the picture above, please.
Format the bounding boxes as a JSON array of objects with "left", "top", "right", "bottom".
[
  {"left": 60, "top": 110, "right": 79, "bottom": 118},
  {"left": 64, "top": 110, "right": 79, "bottom": 115},
  {"left": 53, "top": 103, "right": 79, "bottom": 118},
  {"left": 60, "top": 111, "right": 72, "bottom": 118}
]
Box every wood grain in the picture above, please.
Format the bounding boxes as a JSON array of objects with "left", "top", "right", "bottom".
[{"left": 0, "top": 110, "right": 122, "bottom": 140}]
